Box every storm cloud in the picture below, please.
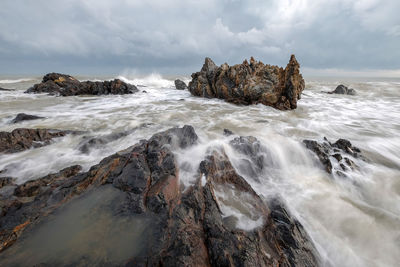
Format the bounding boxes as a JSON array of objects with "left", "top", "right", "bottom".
[{"left": 0, "top": 0, "right": 399, "bottom": 75}]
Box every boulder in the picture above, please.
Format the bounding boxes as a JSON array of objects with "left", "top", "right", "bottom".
[
  {"left": 303, "top": 137, "right": 366, "bottom": 176},
  {"left": 188, "top": 55, "right": 305, "bottom": 110},
  {"left": 328, "top": 84, "right": 356, "bottom": 95},
  {"left": 10, "top": 113, "right": 45, "bottom": 124},
  {"left": 0, "top": 126, "right": 319, "bottom": 266},
  {"left": 174, "top": 79, "right": 187, "bottom": 90},
  {"left": 25, "top": 73, "right": 138, "bottom": 96},
  {"left": 0, "top": 128, "right": 79, "bottom": 154}
]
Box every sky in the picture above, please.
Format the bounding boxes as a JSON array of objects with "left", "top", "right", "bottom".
[{"left": 0, "top": 0, "right": 399, "bottom": 76}]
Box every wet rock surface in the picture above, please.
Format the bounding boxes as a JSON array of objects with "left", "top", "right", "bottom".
[
  {"left": 303, "top": 137, "right": 366, "bottom": 176},
  {"left": 174, "top": 79, "right": 187, "bottom": 90},
  {"left": 0, "top": 126, "right": 319, "bottom": 266},
  {"left": 328, "top": 84, "right": 356, "bottom": 95},
  {"left": 188, "top": 55, "right": 305, "bottom": 110},
  {"left": 0, "top": 128, "right": 78, "bottom": 154},
  {"left": 25, "top": 73, "right": 138, "bottom": 96},
  {"left": 10, "top": 113, "right": 45, "bottom": 124}
]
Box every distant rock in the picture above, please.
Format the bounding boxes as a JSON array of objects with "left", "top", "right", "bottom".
[
  {"left": 0, "top": 87, "right": 14, "bottom": 91},
  {"left": 0, "top": 128, "right": 79, "bottom": 154},
  {"left": 303, "top": 137, "right": 366, "bottom": 176},
  {"left": 25, "top": 73, "right": 138, "bottom": 96},
  {"left": 223, "top": 128, "right": 234, "bottom": 136},
  {"left": 328, "top": 84, "right": 356, "bottom": 95},
  {"left": 174, "top": 79, "right": 187, "bottom": 90},
  {"left": 188, "top": 55, "right": 305, "bottom": 110},
  {"left": 10, "top": 113, "right": 45, "bottom": 124}
]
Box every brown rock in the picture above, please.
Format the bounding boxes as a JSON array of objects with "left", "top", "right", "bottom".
[
  {"left": 25, "top": 73, "right": 138, "bottom": 96},
  {"left": 0, "top": 126, "right": 319, "bottom": 266},
  {"left": 0, "top": 128, "right": 78, "bottom": 154},
  {"left": 188, "top": 55, "right": 305, "bottom": 110}
]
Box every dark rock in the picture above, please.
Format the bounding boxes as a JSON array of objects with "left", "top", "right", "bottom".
[
  {"left": 0, "top": 126, "right": 319, "bottom": 267},
  {"left": 0, "top": 128, "right": 79, "bottom": 154},
  {"left": 332, "top": 153, "right": 343, "bottom": 162},
  {"left": 10, "top": 113, "right": 45, "bottom": 124},
  {"left": 77, "top": 124, "right": 154, "bottom": 154},
  {"left": 25, "top": 73, "right": 138, "bottom": 96},
  {"left": 328, "top": 84, "right": 356, "bottom": 95},
  {"left": 78, "top": 130, "right": 132, "bottom": 154},
  {"left": 303, "top": 137, "right": 366, "bottom": 175},
  {"left": 0, "top": 87, "right": 14, "bottom": 91},
  {"left": 174, "top": 79, "right": 188, "bottom": 90},
  {"left": 223, "top": 128, "right": 233, "bottom": 136},
  {"left": 303, "top": 140, "right": 333, "bottom": 173},
  {"left": 188, "top": 55, "right": 305, "bottom": 110}
]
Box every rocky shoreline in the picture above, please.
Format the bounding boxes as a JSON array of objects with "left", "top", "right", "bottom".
[
  {"left": 0, "top": 126, "right": 320, "bottom": 266},
  {"left": 0, "top": 57, "right": 373, "bottom": 266}
]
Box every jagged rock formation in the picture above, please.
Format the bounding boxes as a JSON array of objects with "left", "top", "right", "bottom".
[
  {"left": 25, "top": 73, "right": 138, "bottom": 96},
  {"left": 188, "top": 55, "right": 305, "bottom": 110},
  {"left": 0, "top": 126, "right": 319, "bottom": 266},
  {"left": 174, "top": 79, "right": 187, "bottom": 90},
  {"left": 328, "top": 85, "right": 356, "bottom": 95},
  {"left": 10, "top": 113, "right": 45, "bottom": 124},
  {"left": 0, "top": 128, "right": 78, "bottom": 154},
  {"left": 303, "top": 137, "right": 366, "bottom": 176}
]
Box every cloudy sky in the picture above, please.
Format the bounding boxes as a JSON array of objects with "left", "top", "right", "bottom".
[{"left": 0, "top": 0, "right": 399, "bottom": 76}]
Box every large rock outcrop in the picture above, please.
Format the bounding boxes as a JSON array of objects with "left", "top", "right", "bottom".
[
  {"left": 25, "top": 73, "right": 138, "bottom": 96},
  {"left": 0, "top": 126, "right": 319, "bottom": 266},
  {"left": 188, "top": 55, "right": 305, "bottom": 110},
  {"left": 0, "top": 128, "right": 78, "bottom": 154}
]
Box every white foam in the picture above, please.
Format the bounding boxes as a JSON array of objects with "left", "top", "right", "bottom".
[
  {"left": 0, "top": 78, "right": 34, "bottom": 84},
  {"left": 117, "top": 73, "right": 174, "bottom": 88}
]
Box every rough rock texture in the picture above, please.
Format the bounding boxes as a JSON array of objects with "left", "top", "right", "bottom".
[
  {"left": 25, "top": 73, "right": 138, "bottom": 96},
  {"left": 188, "top": 55, "right": 305, "bottom": 110},
  {"left": 10, "top": 113, "right": 45, "bottom": 124},
  {"left": 0, "top": 126, "right": 319, "bottom": 266},
  {"left": 0, "top": 128, "right": 77, "bottom": 154},
  {"left": 174, "top": 79, "right": 188, "bottom": 90},
  {"left": 328, "top": 84, "right": 356, "bottom": 95},
  {"left": 303, "top": 137, "right": 366, "bottom": 176}
]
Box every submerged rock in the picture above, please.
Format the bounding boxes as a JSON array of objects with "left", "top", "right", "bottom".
[
  {"left": 0, "top": 128, "right": 78, "bottom": 154},
  {"left": 0, "top": 126, "right": 319, "bottom": 266},
  {"left": 328, "top": 84, "right": 356, "bottom": 95},
  {"left": 188, "top": 55, "right": 305, "bottom": 110},
  {"left": 25, "top": 73, "right": 138, "bottom": 96},
  {"left": 303, "top": 137, "right": 366, "bottom": 176},
  {"left": 174, "top": 79, "right": 187, "bottom": 90},
  {"left": 10, "top": 113, "right": 45, "bottom": 124},
  {"left": 0, "top": 87, "right": 14, "bottom": 91}
]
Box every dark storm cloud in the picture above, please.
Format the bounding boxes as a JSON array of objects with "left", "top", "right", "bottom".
[{"left": 0, "top": 0, "right": 399, "bottom": 75}]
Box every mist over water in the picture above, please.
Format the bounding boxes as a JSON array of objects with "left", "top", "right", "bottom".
[{"left": 0, "top": 74, "right": 399, "bottom": 267}]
